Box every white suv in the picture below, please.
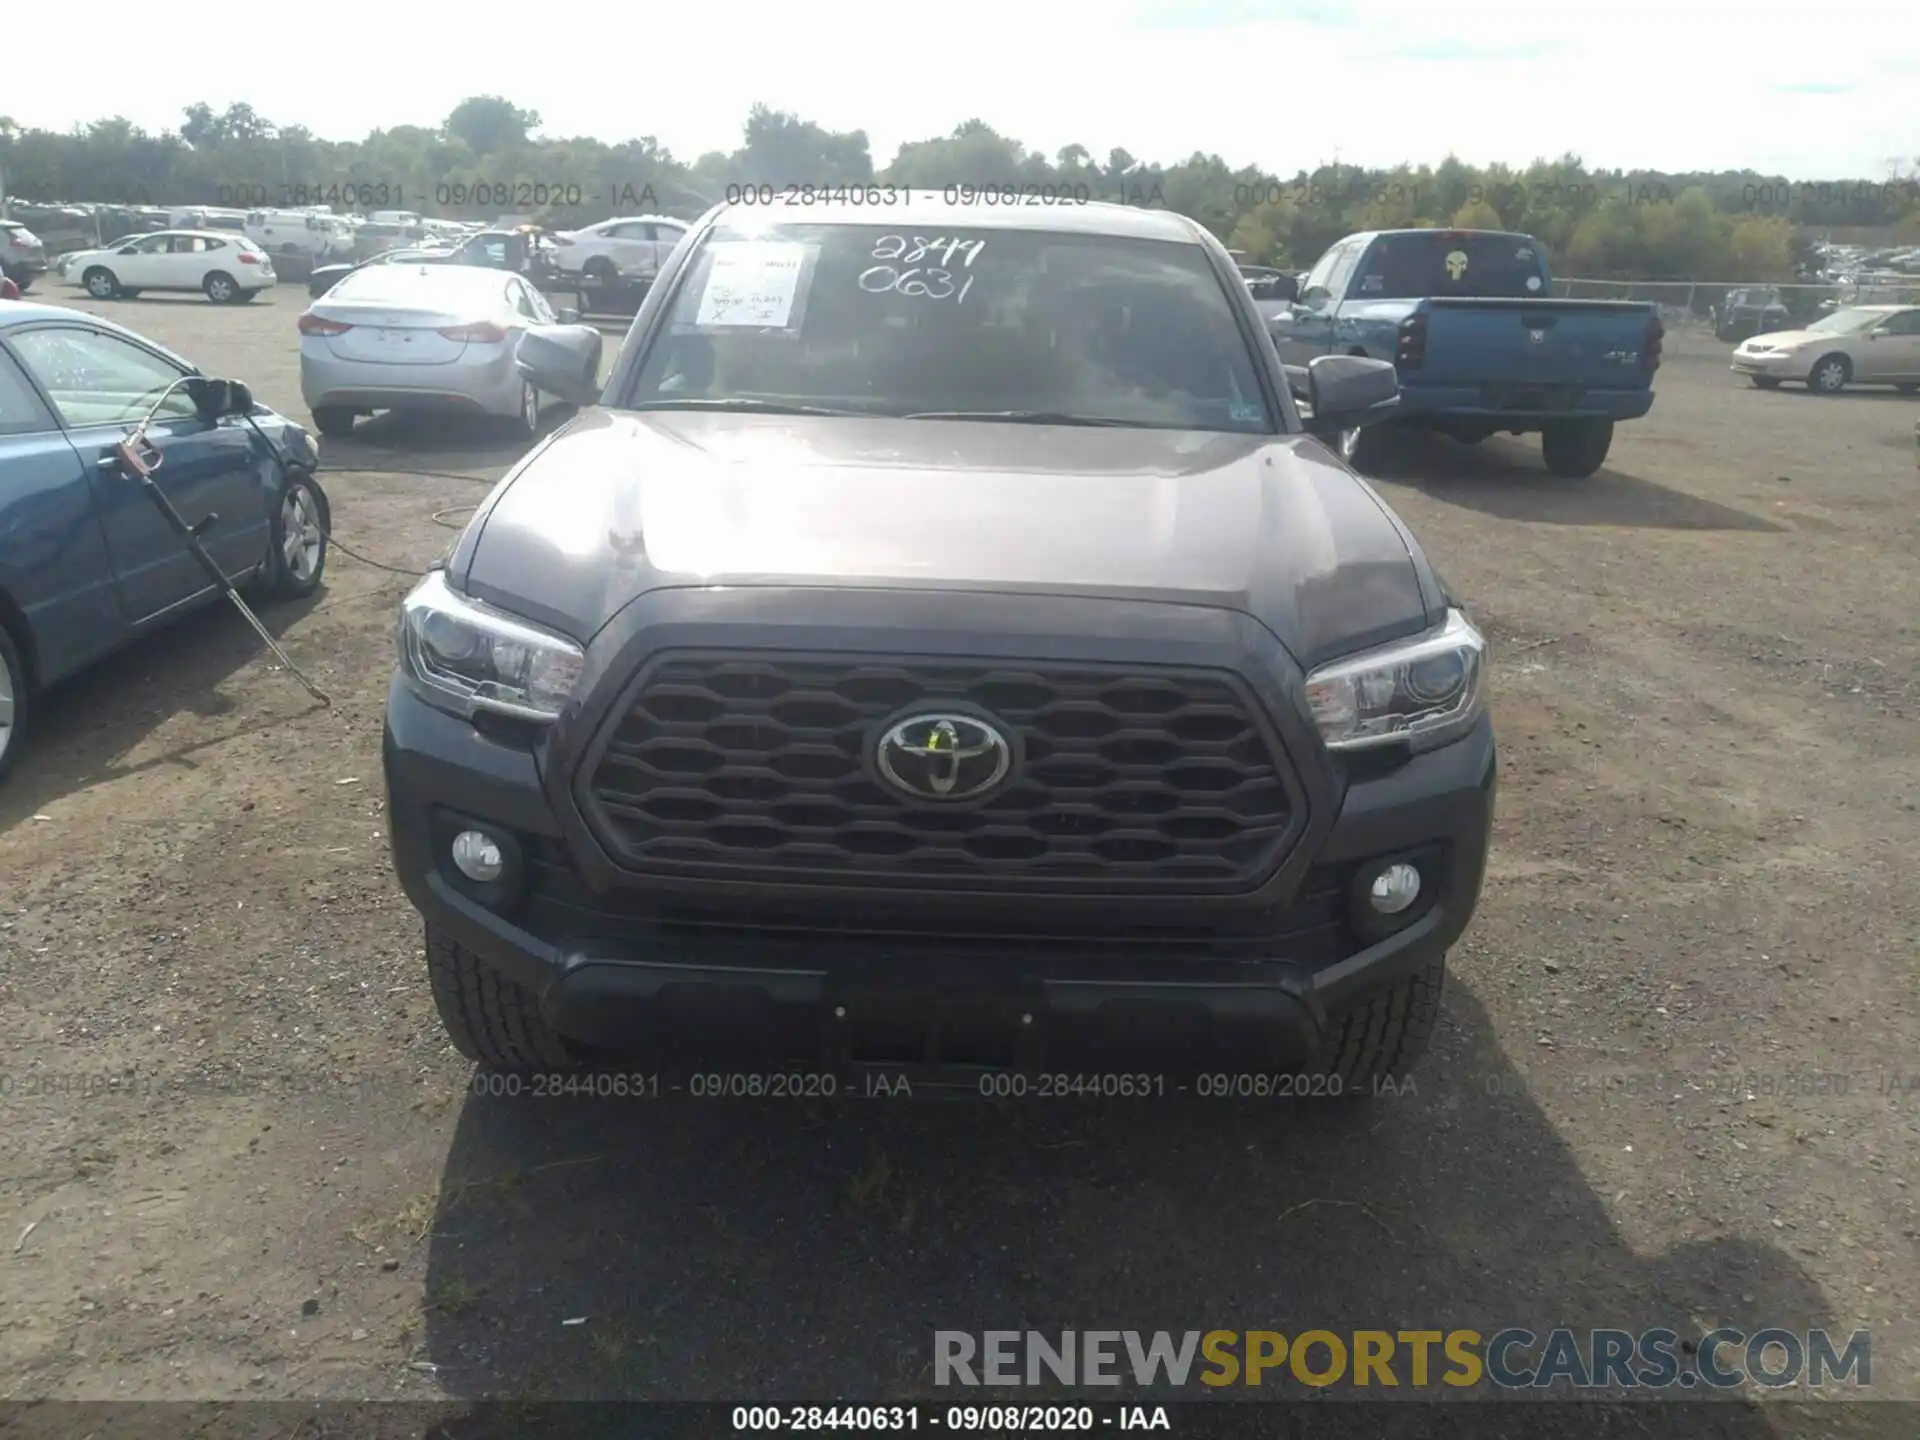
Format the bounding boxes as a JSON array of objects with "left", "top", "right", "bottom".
[
  {"left": 549, "top": 215, "right": 688, "bottom": 285},
  {"left": 59, "top": 230, "right": 276, "bottom": 303}
]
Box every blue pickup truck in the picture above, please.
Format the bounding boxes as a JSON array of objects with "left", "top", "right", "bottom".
[{"left": 1268, "top": 228, "right": 1662, "bottom": 478}]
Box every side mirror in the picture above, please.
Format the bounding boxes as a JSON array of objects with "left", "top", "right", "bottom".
[
  {"left": 555, "top": 305, "right": 581, "bottom": 324},
  {"left": 186, "top": 376, "right": 256, "bottom": 420},
  {"left": 1295, "top": 354, "right": 1400, "bottom": 436},
  {"left": 516, "top": 324, "right": 603, "bottom": 407},
  {"left": 1299, "top": 286, "right": 1332, "bottom": 310}
]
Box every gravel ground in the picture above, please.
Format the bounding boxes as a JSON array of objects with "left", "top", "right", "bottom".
[{"left": 0, "top": 281, "right": 1916, "bottom": 1437}]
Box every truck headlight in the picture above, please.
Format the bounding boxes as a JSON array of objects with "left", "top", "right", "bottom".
[
  {"left": 1304, "top": 609, "right": 1486, "bottom": 752},
  {"left": 398, "top": 569, "right": 584, "bottom": 721}
]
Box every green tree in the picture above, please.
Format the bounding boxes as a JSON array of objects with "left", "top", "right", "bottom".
[{"left": 444, "top": 97, "right": 540, "bottom": 157}]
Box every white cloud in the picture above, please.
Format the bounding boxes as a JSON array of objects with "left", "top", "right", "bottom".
[{"left": 4, "top": 0, "right": 1914, "bottom": 181}]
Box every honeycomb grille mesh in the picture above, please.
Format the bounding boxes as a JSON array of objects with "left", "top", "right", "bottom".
[{"left": 581, "top": 654, "right": 1298, "bottom": 889}]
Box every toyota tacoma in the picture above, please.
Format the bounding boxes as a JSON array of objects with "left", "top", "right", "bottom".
[{"left": 383, "top": 198, "right": 1497, "bottom": 1090}]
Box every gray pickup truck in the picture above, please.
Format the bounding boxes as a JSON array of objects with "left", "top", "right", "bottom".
[{"left": 382, "top": 199, "right": 1497, "bottom": 1096}]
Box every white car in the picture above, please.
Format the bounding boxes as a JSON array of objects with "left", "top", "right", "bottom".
[
  {"left": 298, "top": 262, "right": 575, "bottom": 438},
  {"left": 61, "top": 230, "right": 276, "bottom": 303},
  {"left": 548, "top": 215, "right": 688, "bottom": 285},
  {"left": 1731, "top": 304, "right": 1920, "bottom": 395}
]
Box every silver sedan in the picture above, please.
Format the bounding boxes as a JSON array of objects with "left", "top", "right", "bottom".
[{"left": 298, "top": 264, "right": 574, "bottom": 438}]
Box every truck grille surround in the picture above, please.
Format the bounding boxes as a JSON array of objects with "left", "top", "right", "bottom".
[{"left": 577, "top": 652, "right": 1306, "bottom": 894}]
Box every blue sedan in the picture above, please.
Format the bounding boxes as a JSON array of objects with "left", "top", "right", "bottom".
[{"left": 0, "top": 299, "right": 329, "bottom": 784}]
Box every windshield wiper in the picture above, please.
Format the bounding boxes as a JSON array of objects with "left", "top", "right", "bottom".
[
  {"left": 902, "top": 409, "right": 1137, "bottom": 427},
  {"left": 630, "top": 398, "right": 870, "bottom": 417}
]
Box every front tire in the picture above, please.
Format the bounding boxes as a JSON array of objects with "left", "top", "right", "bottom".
[
  {"left": 311, "top": 407, "right": 357, "bottom": 438},
  {"left": 0, "top": 623, "right": 27, "bottom": 788},
  {"left": 1540, "top": 417, "right": 1613, "bottom": 478},
  {"left": 257, "top": 469, "right": 328, "bottom": 600},
  {"left": 1808, "top": 354, "right": 1851, "bottom": 394},
  {"left": 203, "top": 271, "right": 239, "bottom": 303},
  {"left": 83, "top": 267, "right": 119, "bottom": 299},
  {"left": 1320, "top": 953, "right": 1446, "bottom": 1092},
  {"left": 426, "top": 927, "right": 590, "bottom": 1071},
  {"left": 1749, "top": 376, "right": 1781, "bottom": 390}
]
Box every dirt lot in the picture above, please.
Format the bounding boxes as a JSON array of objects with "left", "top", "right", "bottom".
[{"left": 0, "top": 281, "right": 1916, "bottom": 1431}]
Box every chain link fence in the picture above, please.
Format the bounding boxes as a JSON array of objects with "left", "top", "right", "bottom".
[{"left": 1554, "top": 277, "right": 1920, "bottom": 330}]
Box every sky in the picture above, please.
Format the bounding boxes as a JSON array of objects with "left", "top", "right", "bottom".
[{"left": 5, "top": 0, "right": 1916, "bottom": 182}]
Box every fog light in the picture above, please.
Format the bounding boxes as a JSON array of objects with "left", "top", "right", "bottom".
[
  {"left": 451, "top": 829, "right": 505, "bottom": 883},
  {"left": 1369, "top": 862, "right": 1422, "bottom": 915}
]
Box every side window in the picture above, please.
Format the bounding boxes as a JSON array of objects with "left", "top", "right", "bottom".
[
  {"left": 607, "top": 222, "right": 647, "bottom": 240},
  {"left": 1885, "top": 310, "right": 1920, "bottom": 336},
  {"left": 133, "top": 235, "right": 174, "bottom": 255},
  {"left": 0, "top": 347, "right": 58, "bottom": 436},
  {"left": 10, "top": 327, "right": 195, "bottom": 428},
  {"left": 170, "top": 235, "right": 206, "bottom": 254},
  {"left": 202, "top": 237, "right": 226, "bottom": 252},
  {"left": 1323, "top": 240, "right": 1364, "bottom": 301},
  {"left": 645, "top": 224, "right": 685, "bottom": 245},
  {"left": 1299, "top": 242, "right": 1344, "bottom": 297}
]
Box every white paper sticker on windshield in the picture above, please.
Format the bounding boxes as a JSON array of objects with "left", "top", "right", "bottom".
[
  {"left": 1526, "top": 275, "right": 1542, "bottom": 291},
  {"left": 694, "top": 241, "right": 809, "bottom": 328}
]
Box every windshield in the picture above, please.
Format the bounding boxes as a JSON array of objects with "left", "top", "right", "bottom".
[
  {"left": 1806, "top": 308, "right": 1884, "bottom": 335},
  {"left": 624, "top": 221, "right": 1274, "bottom": 433},
  {"left": 1352, "top": 232, "right": 1547, "bottom": 300}
]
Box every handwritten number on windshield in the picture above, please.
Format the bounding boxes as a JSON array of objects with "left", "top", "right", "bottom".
[
  {"left": 861, "top": 236, "right": 984, "bottom": 303},
  {"left": 858, "top": 265, "right": 975, "bottom": 303}
]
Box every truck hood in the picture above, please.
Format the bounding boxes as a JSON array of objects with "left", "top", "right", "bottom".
[{"left": 457, "top": 409, "right": 1432, "bottom": 668}]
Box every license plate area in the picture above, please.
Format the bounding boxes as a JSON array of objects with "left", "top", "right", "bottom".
[{"left": 826, "top": 985, "right": 1039, "bottom": 1070}]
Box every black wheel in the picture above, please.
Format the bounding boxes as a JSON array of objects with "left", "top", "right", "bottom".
[
  {"left": 311, "top": 407, "right": 357, "bottom": 438},
  {"left": 83, "top": 267, "right": 119, "bottom": 299},
  {"left": 234, "top": 288, "right": 259, "bottom": 303},
  {"left": 1337, "top": 421, "right": 1399, "bottom": 474},
  {"left": 3, "top": 270, "right": 31, "bottom": 295},
  {"left": 119, "top": 289, "right": 141, "bottom": 299},
  {"left": 426, "top": 927, "right": 590, "bottom": 1070},
  {"left": 1808, "top": 353, "right": 1851, "bottom": 394},
  {"left": 582, "top": 257, "right": 618, "bottom": 286},
  {"left": 203, "top": 271, "right": 240, "bottom": 304},
  {"left": 1749, "top": 376, "right": 1781, "bottom": 390},
  {"left": 0, "top": 622, "right": 27, "bottom": 788},
  {"left": 1896, "top": 383, "right": 1919, "bottom": 395},
  {"left": 255, "top": 468, "right": 328, "bottom": 600},
  {"left": 1319, "top": 953, "right": 1446, "bottom": 1093},
  {"left": 1540, "top": 417, "right": 1613, "bottom": 478}
]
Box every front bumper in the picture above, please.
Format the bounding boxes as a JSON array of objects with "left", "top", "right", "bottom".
[
  {"left": 1730, "top": 351, "right": 1807, "bottom": 379},
  {"left": 383, "top": 588, "right": 1496, "bottom": 1070}
]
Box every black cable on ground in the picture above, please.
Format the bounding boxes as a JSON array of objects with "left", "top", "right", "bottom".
[{"left": 299, "top": 464, "right": 503, "bottom": 576}]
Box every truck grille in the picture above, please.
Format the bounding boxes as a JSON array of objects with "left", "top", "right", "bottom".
[{"left": 579, "top": 653, "right": 1302, "bottom": 892}]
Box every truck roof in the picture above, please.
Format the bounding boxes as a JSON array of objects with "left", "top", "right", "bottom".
[{"left": 705, "top": 198, "right": 1209, "bottom": 244}]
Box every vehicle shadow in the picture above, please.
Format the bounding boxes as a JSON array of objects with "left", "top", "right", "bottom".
[
  {"left": 0, "top": 589, "right": 325, "bottom": 829},
  {"left": 417, "top": 983, "right": 1836, "bottom": 1434},
  {"left": 1371, "top": 435, "right": 1784, "bottom": 533}
]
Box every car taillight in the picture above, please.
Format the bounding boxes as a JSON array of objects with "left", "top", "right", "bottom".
[
  {"left": 298, "top": 313, "right": 352, "bottom": 336},
  {"left": 237, "top": 252, "right": 260, "bottom": 264},
  {"left": 1643, "top": 315, "right": 1664, "bottom": 376},
  {"left": 1395, "top": 312, "right": 1428, "bottom": 370},
  {"left": 438, "top": 322, "right": 508, "bottom": 343}
]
